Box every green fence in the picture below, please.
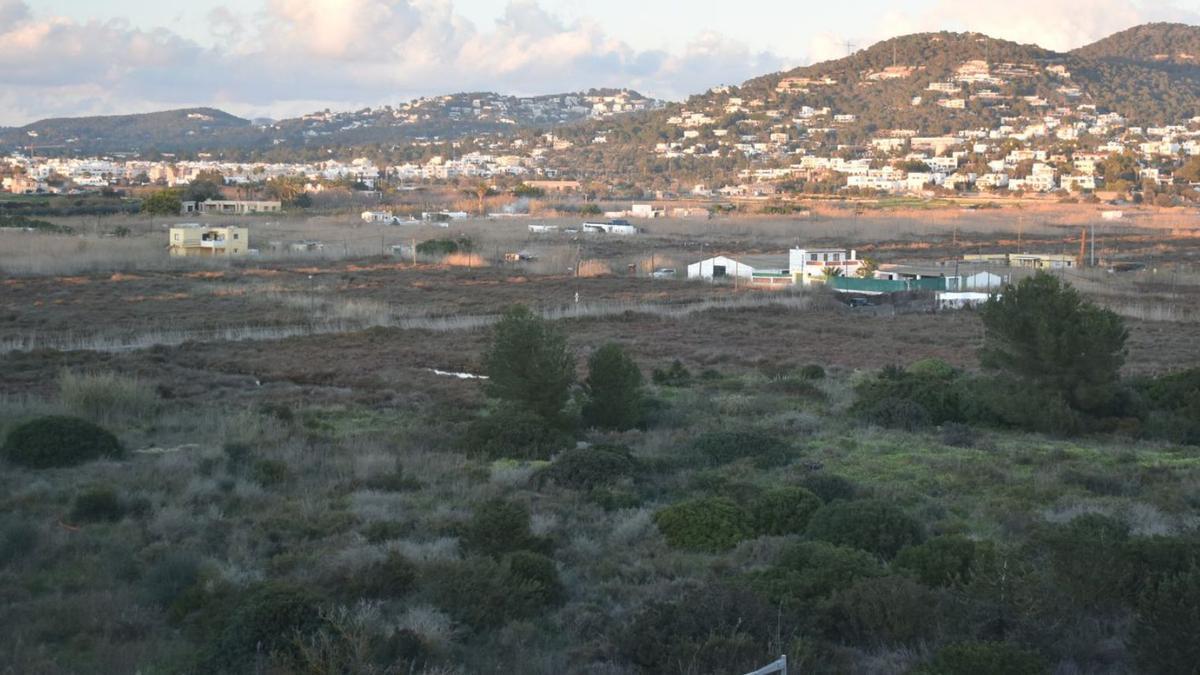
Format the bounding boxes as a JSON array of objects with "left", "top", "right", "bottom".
[{"left": 829, "top": 276, "right": 947, "bottom": 293}]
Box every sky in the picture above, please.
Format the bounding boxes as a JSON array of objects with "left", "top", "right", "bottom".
[{"left": 2, "top": 0, "right": 1199, "bottom": 126}]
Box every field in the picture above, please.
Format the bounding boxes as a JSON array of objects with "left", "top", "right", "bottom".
[{"left": 2, "top": 205, "right": 1200, "bottom": 673}]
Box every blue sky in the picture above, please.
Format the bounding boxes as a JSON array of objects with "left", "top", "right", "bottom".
[{"left": 2, "top": 0, "right": 1198, "bottom": 125}]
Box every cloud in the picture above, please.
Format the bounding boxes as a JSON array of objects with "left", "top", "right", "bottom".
[{"left": 0, "top": 0, "right": 786, "bottom": 125}]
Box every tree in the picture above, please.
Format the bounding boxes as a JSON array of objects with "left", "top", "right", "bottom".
[
  {"left": 581, "top": 343, "right": 644, "bottom": 430},
  {"left": 979, "top": 272, "right": 1128, "bottom": 415},
  {"left": 182, "top": 170, "right": 224, "bottom": 202},
  {"left": 142, "top": 189, "right": 182, "bottom": 216},
  {"left": 483, "top": 305, "right": 575, "bottom": 422}
]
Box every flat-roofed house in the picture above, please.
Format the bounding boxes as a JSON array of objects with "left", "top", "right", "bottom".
[{"left": 168, "top": 224, "right": 249, "bottom": 257}]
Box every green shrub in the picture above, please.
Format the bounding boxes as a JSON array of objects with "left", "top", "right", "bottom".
[
  {"left": 429, "top": 551, "right": 564, "bottom": 628},
  {"left": 688, "top": 430, "right": 790, "bottom": 467},
  {"left": 1040, "top": 514, "right": 1129, "bottom": 607},
  {"left": 748, "top": 541, "right": 885, "bottom": 605},
  {"left": 536, "top": 444, "right": 638, "bottom": 489},
  {"left": 461, "top": 498, "right": 546, "bottom": 556},
  {"left": 483, "top": 305, "right": 575, "bottom": 421},
  {"left": 251, "top": 458, "right": 289, "bottom": 487},
  {"left": 210, "top": 582, "right": 325, "bottom": 668},
  {"left": 57, "top": 369, "right": 158, "bottom": 424},
  {"left": 361, "top": 520, "right": 409, "bottom": 544},
  {"left": 939, "top": 422, "right": 980, "bottom": 448},
  {"left": 0, "top": 520, "right": 38, "bottom": 566},
  {"left": 805, "top": 499, "right": 924, "bottom": 559},
  {"left": 894, "top": 536, "right": 979, "bottom": 587},
  {"left": 917, "top": 641, "right": 1046, "bottom": 675},
  {"left": 619, "top": 585, "right": 784, "bottom": 674},
  {"left": 822, "top": 575, "right": 939, "bottom": 645},
  {"left": 748, "top": 487, "right": 823, "bottom": 536},
  {"left": 1132, "top": 565, "right": 1200, "bottom": 674},
  {"left": 69, "top": 486, "right": 126, "bottom": 523},
  {"left": 144, "top": 552, "right": 202, "bottom": 608},
  {"left": 651, "top": 359, "right": 692, "bottom": 386},
  {"left": 2, "top": 415, "right": 123, "bottom": 468},
  {"left": 347, "top": 552, "right": 417, "bottom": 599},
  {"left": 463, "top": 404, "right": 573, "bottom": 461},
  {"left": 962, "top": 376, "right": 1082, "bottom": 435},
  {"left": 799, "top": 364, "right": 826, "bottom": 380},
  {"left": 503, "top": 550, "right": 565, "bottom": 608},
  {"left": 654, "top": 497, "right": 752, "bottom": 552},
  {"left": 582, "top": 343, "right": 645, "bottom": 430},
  {"left": 798, "top": 474, "right": 860, "bottom": 503},
  {"left": 851, "top": 363, "right": 964, "bottom": 429}
]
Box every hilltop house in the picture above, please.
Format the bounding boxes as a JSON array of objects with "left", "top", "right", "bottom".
[{"left": 168, "top": 224, "right": 249, "bottom": 257}]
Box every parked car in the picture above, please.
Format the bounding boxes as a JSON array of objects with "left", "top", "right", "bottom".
[{"left": 651, "top": 268, "right": 676, "bottom": 278}]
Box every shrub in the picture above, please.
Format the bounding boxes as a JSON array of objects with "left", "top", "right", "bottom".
[
  {"left": 748, "top": 541, "right": 885, "bottom": 606},
  {"left": 2, "top": 415, "right": 123, "bottom": 468},
  {"left": 1132, "top": 565, "right": 1200, "bottom": 674},
  {"left": 805, "top": 499, "right": 924, "bottom": 559},
  {"left": 961, "top": 376, "right": 1082, "bottom": 436},
  {"left": 144, "top": 552, "right": 202, "bottom": 608},
  {"left": 210, "top": 582, "right": 325, "bottom": 668},
  {"left": 463, "top": 404, "right": 573, "bottom": 461},
  {"left": 822, "top": 575, "right": 939, "bottom": 645},
  {"left": 429, "top": 551, "right": 564, "bottom": 628},
  {"left": 251, "top": 458, "right": 289, "bottom": 487},
  {"left": 799, "top": 364, "right": 826, "bottom": 380},
  {"left": 798, "top": 474, "right": 860, "bottom": 503},
  {"left": 58, "top": 370, "right": 158, "bottom": 424},
  {"left": 0, "top": 520, "right": 38, "bottom": 567},
  {"left": 483, "top": 305, "right": 575, "bottom": 421},
  {"left": 1040, "top": 514, "right": 1129, "bottom": 607},
  {"left": 917, "top": 641, "right": 1045, "bottom": 675},
  {"left": 619, "top": 585, "right": 784, "bottom": 674},
  {"left": 894, "top": 536, "right": 979, "bottom": 587},
  {"left": 653, "top": 497, "right": 752, "bottom": 552},
  {"left": 651, "top": 359, "right": 692, "bottom": 386},
  {"left": 582, "top": 343, "right": 645, "bottom": 430},
  {"left": 939, "top": 422, "right": 979, "bottom": 448},
  {"left": 347, "top": 552, "right": 417, "bottom": 599},
  {"left": 460, "top": 498, "right": 545, "bottom": 557},
  {"left": 536, "top": 444, "right": 638, "bottom": 489},
  {"left": 689, "top": 430, "right": 790, "bottom": 467},
  {"left": 503, "top": 550, "right": 565, "bottom": 608},
  {"left": 748, "top": 487, "right": 823, "bottom": 536},
  {"left": 851, "top": 362, "right": 964, "bottom": 430},
  {"left": 68, "top": 486, "right": 126, "bottom": 523}
]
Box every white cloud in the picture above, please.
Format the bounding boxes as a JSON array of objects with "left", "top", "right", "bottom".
[{"left": 0, "top": 0, "right": 785, "bottom": 125}]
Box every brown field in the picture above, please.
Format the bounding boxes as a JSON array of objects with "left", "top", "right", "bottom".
[{"left": 3, "top": 204, "right": 1200, "bottom": 411}]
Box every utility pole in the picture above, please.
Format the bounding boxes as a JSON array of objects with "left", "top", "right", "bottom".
[{"left": 1090, "top": 223, "right": 1096, "bottom": 267}]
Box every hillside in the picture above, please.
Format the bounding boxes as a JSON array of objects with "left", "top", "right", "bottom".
[
  {"left": 1073, "top": 22, "right": 1200, "bottom": 67},
  {"left": 0, "top": 90, "right": 661, "bottom": 156},
  {"left": 0, "top": 108, "right": 258, "bottom": 153}
]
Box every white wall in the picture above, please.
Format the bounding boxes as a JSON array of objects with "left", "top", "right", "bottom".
[{"left": 687, "top": 256, "right": 756, "bottom": 280}]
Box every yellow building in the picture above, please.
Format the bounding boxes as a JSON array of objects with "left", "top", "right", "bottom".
[{"left": 168, "top": 225, "right": 249, "bottom": 257}]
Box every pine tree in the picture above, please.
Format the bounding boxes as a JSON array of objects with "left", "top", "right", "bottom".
[
  {"left": 483, "top": 305, "right": 575, "bottom": 422},
  {"left": 582, "top": 343, "right": 644, "bottom": 430}
]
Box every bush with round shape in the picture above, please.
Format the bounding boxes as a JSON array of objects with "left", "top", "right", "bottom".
[
  {"left": 798, "top": 474, "right": 860, "bottom": 503},
  {"left": 536, "top": 444, "right": 638, "bottom": 490},
  {"left": 348, "top": 552, "right": 417, "bottom": 599},
  {"left": 428, "top": 551, "right": 564, "bottom": 628},
  {"left": 69, "top": 486, "right": 126, "bottom": 523},
  {"left": 894, "top": 536, "right": 979, "bottom": 587},
  {"left": 688, "top": 430, "right": 790, "bottom": 467},
  {"left": 747, "top": 541, "right": 885, "bottom": 607},
  {"left": 653, "top": 497, "right": 751, "bottom": 552},
  {"left": 210, "top": 582, "right": 325, "bottom": 668},
  {"left": 798, "top": 364, "right": 826, "bottom": 380},
  {"left": 822, "top": 575, "right": 939, "bottom": 646},
  {"left": 749, "top": 487, "right": 823, "bottom": 536},
  {"left": 2, "top": 415, "right": 122, "bottom": 468},
  {"left": 1040, "top": 513, "right": 1129, "bottom": 607},
  {"left": 805, "top": 499, "right": 924, "bottom": 559},
  {"left": 463, "top": 404, "right": 573, "bottom": 461},
  {"left": 619, "top": 585, "right": 783, "bottom": 675},
  {"left": 460, "top": 498, "right": 545, "bottom": 557},
  {"left": 916, "top": 641, "right": 1045, "bottom": 675},
  {"left": 1132, "top": 565, "right": 1200, "bottom": 674}
]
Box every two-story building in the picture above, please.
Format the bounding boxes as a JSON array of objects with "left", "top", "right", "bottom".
[{"left": 168, "top": 224, "right": 249, "bottom": 257}]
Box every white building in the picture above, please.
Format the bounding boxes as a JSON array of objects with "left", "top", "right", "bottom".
[
  {"left": 687, "top": 254, "right": 790, "bottom": 282},
  {"left": 789, "top": 248, "right": 864, "bottom": 285}
]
